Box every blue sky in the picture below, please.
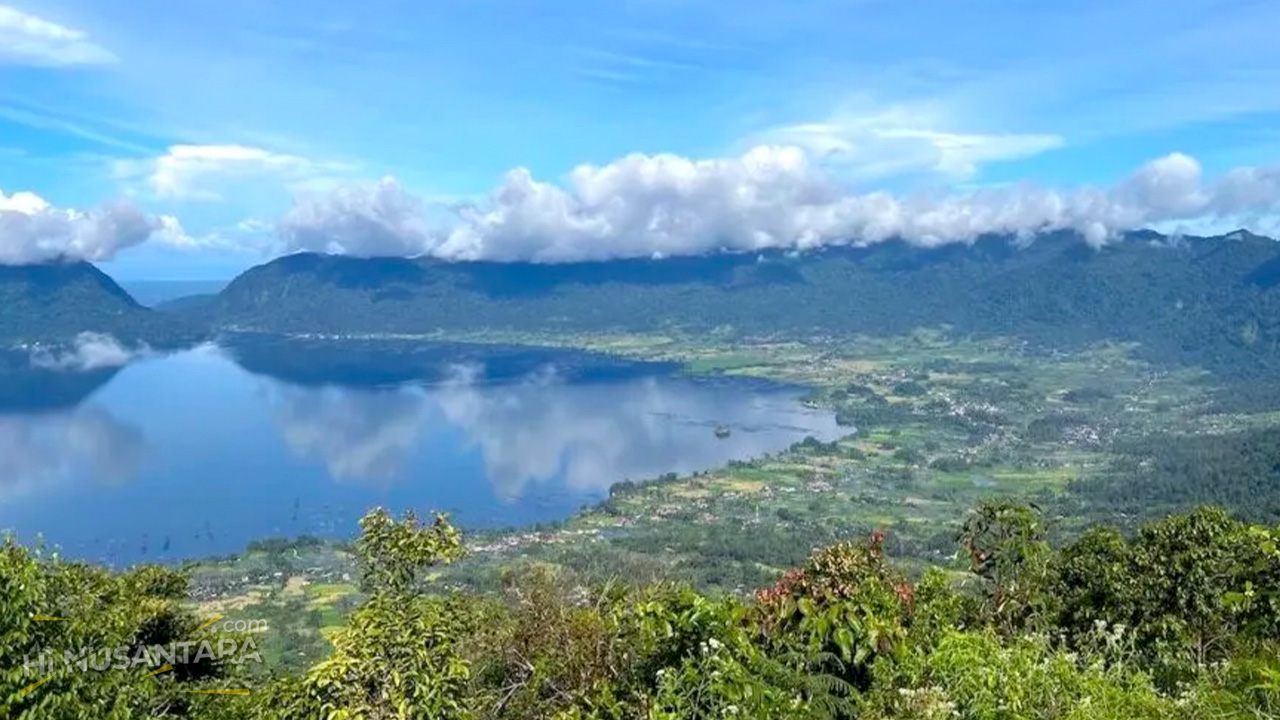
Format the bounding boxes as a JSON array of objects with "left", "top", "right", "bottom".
[{"left": 2, "top": 0, "right": 1279, "bottom": 279}]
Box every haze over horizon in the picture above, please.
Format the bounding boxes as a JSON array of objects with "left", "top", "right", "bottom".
[{"left": 2, "top": 0, "right": 1280, "bottom": 279}]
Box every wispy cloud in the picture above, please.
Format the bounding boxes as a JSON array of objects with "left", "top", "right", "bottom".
[
  {"left": 0, "top": 100, "right": 155, "bottom": 155},
  {"left": 113, "top": 144, "right": 356, "bottom": 201},
  {"left": 879, "top": 1, "right": 1280, "bottom": 144},
  {"left": 749, "top": 103, "right": 1064, "bottom": 182},
  {"left": 0, "top": 4, "right": 116, "bottom": 67},
  {"left": 564, "top": 45, "right": 713, "bottom": 89}
]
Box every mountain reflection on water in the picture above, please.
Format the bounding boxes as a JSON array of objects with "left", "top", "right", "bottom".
[{"left": 0, "top": 339, "right": 841, "bottom": 565}]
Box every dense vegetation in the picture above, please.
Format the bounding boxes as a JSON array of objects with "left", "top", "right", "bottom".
[
  {"left": 6, "top": 503, "right": 1279, "bottom": 718},
  {"left": 1063, "top": 426, "right": 1280, "bottom": 527},
  {"left": 204, "top": 231, "right": 1280, "bottom": 386},
  {"left": 0, "top": 261, "right": 204, "bottom": 348}
]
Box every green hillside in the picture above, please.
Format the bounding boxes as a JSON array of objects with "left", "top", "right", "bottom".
[
  {"left": 0, "top": 260, "right": 206, "bottom": 348},
  {"left": 205, "top": 231, "right": 1280, "bottom": 383}
]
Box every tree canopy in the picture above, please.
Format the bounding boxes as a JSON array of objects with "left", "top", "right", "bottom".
[{"left": 4, "top": 502, "right": 1278, "bottom": 718}]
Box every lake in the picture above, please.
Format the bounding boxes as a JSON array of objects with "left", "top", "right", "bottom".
[{"left": 0, "top": 338, "right": 841, "bottom": 566}]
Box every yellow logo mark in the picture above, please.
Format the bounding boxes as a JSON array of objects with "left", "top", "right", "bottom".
[
  {"left": 195, "top": 613, "right": 224, "bottom": 632},
  {"left": 142, "top": 664, "right": 173, "bottom": 679},
  {"left": 19, "top": 675, "right": 51, "bottom": 697}
]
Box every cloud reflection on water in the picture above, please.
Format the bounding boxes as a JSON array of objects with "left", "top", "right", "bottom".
[
  {"left": 0, "top": 406, "right": 145, "bottom": 501},
  {"left": 265, "top": 363, "right": 841, "bottom": 500},
  {"left": 268, "top": 384, "right": 432, "bottom": 487}
]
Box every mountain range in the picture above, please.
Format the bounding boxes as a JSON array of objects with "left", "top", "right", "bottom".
[{"left": 4, "top": 230, "right": 1280, "bottom": 384}]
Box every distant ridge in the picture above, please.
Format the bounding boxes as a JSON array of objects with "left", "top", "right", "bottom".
[
  {"left": 7, "top": 230, "right": 1280, "bottom": 385},
  {"left": 193, "top": 230, "right": 1280, "bottom": 381}
]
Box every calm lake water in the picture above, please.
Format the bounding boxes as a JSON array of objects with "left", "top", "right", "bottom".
[{"left": 0, "top": 339, "right": 840, "bottom": 566}]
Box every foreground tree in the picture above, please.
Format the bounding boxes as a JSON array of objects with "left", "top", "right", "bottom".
[
  {"left": 1, "top": 538, "right": 255, "bottom": 719},
  {"left": 261, "top": 509, "right": 470, "bottom": 720},
  {"left": 6, "top": 502, "right": 1279, "bottom": 719}
]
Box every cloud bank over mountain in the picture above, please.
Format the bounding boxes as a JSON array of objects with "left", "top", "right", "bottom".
[
  {"left": 277, "top": 149, "right": 1280, "bottom": 263},
  {"left": 0, "top": 187, "right": 189, "bottom": 265},
  {"left": 7, "top": 147, "right": 1280, "bottom": 269}
]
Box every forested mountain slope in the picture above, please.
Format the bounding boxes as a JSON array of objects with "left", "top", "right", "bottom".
[
  {"left": 0, "top": 260, "right": 205, "bottom": 348},
  {"left": 205, "top": 230, "right": 1280, "bottom": 380}
]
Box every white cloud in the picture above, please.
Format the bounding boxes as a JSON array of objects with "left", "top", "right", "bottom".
[
  {"left": 0, "top": 187, "right": 182, "bottom": 264},
  {"left": 29, "top": 332, "right": 147, "bottom": 371},
  {"left": 277, "top": 177, "right": 434, "bottom": 256},
  {"left": 143, "top": 214, "right": 257, "bottom": 253},
  {"left": 115, "top": 144, "right": 353, "bottom": 202},
  {"left": 274, "top": 147, "right": 1280, "bottom": 262},
  {"left": 0, "top": 5, "right": 116, "bottom": 66},
  {"left": 753, "top": 106, "right": 1064, "bottom": 181},
  {"left": 151, "top": 215, "right": 198, "bottom": 248}
]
